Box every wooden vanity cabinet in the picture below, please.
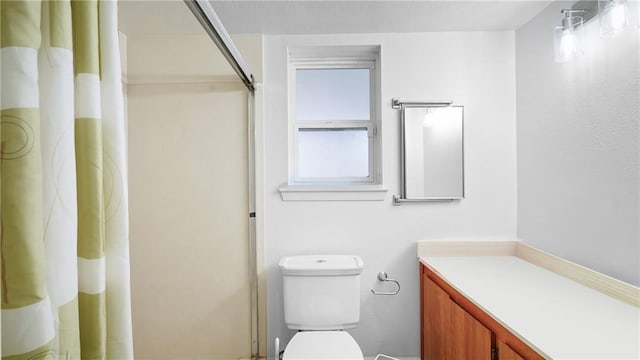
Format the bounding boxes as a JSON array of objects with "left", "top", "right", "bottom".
[
  {"left": 498, "top": 341, "right": 526, "bottom": 360},
  {"left": 420, "top": 263, "right": 544, "bottom": 360}
]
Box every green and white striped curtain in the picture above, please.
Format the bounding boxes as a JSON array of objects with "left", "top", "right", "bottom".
[{"left": 0, "top": 0, "right": 133, "bottom": 359}]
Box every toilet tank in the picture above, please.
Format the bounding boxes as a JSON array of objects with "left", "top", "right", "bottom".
[{"left": 279, "top": 255, "right": 364, "bottom": 330}]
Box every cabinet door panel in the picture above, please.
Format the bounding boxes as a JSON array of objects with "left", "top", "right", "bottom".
[
  {"left": 451, "top": 301, "right": 492, "bottom": 360},
  {"left": 423, "top": 274, "right": 452, "bottom": 359},
  {"left": 499, "top": 341, "right": 525, "bottom": 360}
]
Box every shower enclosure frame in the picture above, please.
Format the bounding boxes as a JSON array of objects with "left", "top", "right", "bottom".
[{"left": 183, "top": 1, "right": 260, "bottom": 358}]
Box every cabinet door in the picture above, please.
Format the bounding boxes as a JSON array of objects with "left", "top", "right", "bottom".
[
  {"left": 498, "top": 341, "right": 525, "bottom": 360},
  {"left": 451, "top": 301, "right": 492, "bottom": 360},
  {"left": 423, "top": 272, "right": 493, "bottom": 360},
  {"left": 423, "top": 274, "right": 452, "bottom": 359}
]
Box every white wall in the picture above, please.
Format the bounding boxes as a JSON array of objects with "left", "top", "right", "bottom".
[
  {"left": 516, "top": 2, "right": 640, "bottom": 285},
  {"left": 263, "top": 32, "right": 517, "bottom": 357}
]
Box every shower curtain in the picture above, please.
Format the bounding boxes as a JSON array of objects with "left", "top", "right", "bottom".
[{"left": 1, "top": 0, "right": 133, "bottom": 359}]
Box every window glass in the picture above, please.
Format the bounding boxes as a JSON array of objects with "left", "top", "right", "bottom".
[
  {"left": 296, "top": 68, "right": 370, "bottom": 121},
  {"left": 297, "top": 128, "right": 369, "bottom": 179}
]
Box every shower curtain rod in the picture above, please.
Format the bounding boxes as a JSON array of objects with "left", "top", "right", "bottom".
[{"left": 184, "top": 0, "right": 255, "bottom": 93}]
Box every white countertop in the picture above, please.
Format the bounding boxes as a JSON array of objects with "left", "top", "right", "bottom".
[{"left": 421, "top": 256, "right": 640, "bottom": 359}]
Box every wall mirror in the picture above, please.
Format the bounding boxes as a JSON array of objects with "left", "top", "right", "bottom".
[{"left": 393, "top": 100, "right": 464, "bottom": 204}]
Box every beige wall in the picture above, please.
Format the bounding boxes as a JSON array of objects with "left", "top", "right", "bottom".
[{"left": 125, "top": 34, "right": 263, "bottom": 359}]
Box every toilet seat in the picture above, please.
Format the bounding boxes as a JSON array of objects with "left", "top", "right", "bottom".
[{"left": 283, "top": 331, "right": 363, "bottom": 360}]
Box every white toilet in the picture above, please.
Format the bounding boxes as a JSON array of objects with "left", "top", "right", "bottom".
[{"left": 279, "top": 254, "right": 364, "bottom": 360}]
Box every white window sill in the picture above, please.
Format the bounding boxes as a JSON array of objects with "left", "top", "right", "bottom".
[{"left": 279, "top": 184, "right": 389, "bottom": 201}]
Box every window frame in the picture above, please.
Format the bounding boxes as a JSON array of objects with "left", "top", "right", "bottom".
[{"left": 288, "top": 58, "right": 380, "bottom": 186}]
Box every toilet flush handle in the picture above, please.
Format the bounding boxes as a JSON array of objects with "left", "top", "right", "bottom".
[{"left": 371, "top": 272, "right": 401, "bottom": 295}]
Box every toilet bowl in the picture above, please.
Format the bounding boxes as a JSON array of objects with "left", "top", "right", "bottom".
[
  {"left": 279, "top": 255, "right": 365, "bottom": 360},
  {"left": 283, "top": 331, "right": 363, "bottom": 360}
]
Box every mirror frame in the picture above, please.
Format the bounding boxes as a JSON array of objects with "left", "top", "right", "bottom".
[{"left": 392, "top": 100, "right": 464, "bottom": 205}]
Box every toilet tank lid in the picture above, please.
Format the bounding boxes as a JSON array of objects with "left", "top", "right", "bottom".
[{"left": 279, "top": 255, "right": 364, "bottom": 276}]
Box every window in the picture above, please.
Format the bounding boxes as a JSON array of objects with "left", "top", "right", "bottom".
[{"left": 280, "top": 46, "right": 387, "bottom": 201}]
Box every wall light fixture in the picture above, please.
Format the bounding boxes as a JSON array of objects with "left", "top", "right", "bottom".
[
  {"left": 554, "top": 9, "right": 586, "bottom": 63},
  {"left": 598, "top": 0, "right": 629, "bottom": 37},
  {"left": 554, "top": 0, "right": 633, "bottom": 63}
]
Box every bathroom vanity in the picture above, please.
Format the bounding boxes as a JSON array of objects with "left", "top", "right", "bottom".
[{"left": 418, "top": 241, "right": 640, "bottom": 360}]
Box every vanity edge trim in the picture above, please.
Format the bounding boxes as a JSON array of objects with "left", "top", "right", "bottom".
[
  {"left": 417, "top": 240, "right": 639, "bottom": 307},
  {"left": 515, "top": 242, "right": 639, "bottom": 307},
  {"left": 417, "top": 240, "right": 518, "bottom": 257}
]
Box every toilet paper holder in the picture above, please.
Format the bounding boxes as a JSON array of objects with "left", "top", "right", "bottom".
[{"left": 371, "top": 272, "right": 400, "bottom": 295}]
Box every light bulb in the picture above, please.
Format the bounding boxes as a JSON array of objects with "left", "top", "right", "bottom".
[
  {"left": 560, "top": 29, "right": 578, "bottom": 58},
  {"left": 554, "top": 24, "right": 584, "bottom": 63},
  {"left": 553, "top": 10, "right": 585, "bottom": 63}
]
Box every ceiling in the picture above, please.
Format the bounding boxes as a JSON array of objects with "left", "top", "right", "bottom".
[{"left": 118, "top": 0, "right": 553, "bottom": 36}]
